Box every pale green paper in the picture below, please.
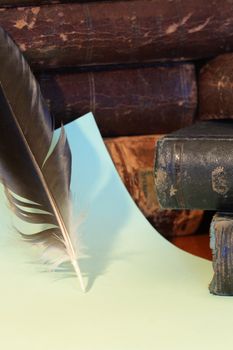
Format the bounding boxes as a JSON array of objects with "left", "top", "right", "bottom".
[{"left": 0, "top": 113, "right": 232, "bottom": 350}]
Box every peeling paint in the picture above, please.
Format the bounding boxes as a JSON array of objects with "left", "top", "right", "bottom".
[
  {"left": 181, "top": 13, "right": 194, "bottom": 25},
  {"left": 13, "top": 8, "right": 40, "bottom": 31},
  {"left": 166, "top": 12, "right": 193, "bottom": 34},
  {"left": 19, "top": 43, "right": 26, "bottom": 51},
  {"left": 217, "top": 79, "right": 225, "bottom": 90},
  {"left": 14, "top": 19, "right": 28, "bottom": 30},
  {"left": 60, "top": 33, "right": 68, "bottom": 41},
  {"left": 188, "top": 17, "right": 211, "bottom": 33},
  {"left": 31, "top": 7, "right": 40, "bottom": 15},
  {"left": 166, "top": 23, "right": 179, "bottom": 35},
  {"left": 28, "top": 17, "right": 37, "bottom": 30}
]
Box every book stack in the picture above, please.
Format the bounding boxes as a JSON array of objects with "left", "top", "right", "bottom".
[
  {"left": 197, "top": 53, "right": 233, "bottom": 295},
  {"left": 0, "top": 0, "right": 204, "bottom": 238},
  {"left": 2, "top": 1, "right": 233, "bottom": 253},
  {"left": 155, "top": 28, "right": 233, "bottom": 289}
]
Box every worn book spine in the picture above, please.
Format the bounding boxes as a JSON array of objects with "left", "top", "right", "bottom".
[
  {"left": 105, "top": 135, "right": 203, "bottom": 237},
  {"left": 0, "top": 0, "right": 101, "bottom": 6},
  {"left": 198, "top": 54, "right": 233, "bottom": 121},
  {"left": 0, "top": 0, "right": 71, "bottom": 6},
  {"left": 155, "top": 135, "right": 233, "bottom": 211},
  {"left": 1, "top": 0, "right": 233, "bottom": 69},
  {"left": 209, "top": 212, "right": 233, "bottom": 296},
  {"left": 38, "top": 64, "right": 196, "bottom": 137}
]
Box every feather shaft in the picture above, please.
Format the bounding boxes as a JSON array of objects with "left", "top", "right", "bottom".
[
  {"left": 72, "top": 260, "right": 86, "bottom": 292},
  {"left": 0, "top": 27, "right": 85, "bottom": 291}
]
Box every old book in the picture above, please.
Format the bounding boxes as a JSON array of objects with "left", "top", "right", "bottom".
[
  {"left": 105, "top": 135, "right": 203, "bottom": 237},
  {"left": 1, "top": 1, "right": 233, "bottom": 69},
  {"left": 0, "top": 0, "right": 70, "bottom": 6},
  {"left": 198, "top": 54, "right": 233, "bottom": 121},
  {"left": 0, "top": 0, "right": 98, "bottom": 6},
  {"left": 155, "top": 120, "right": 233, "bottom": 210},
  {"left": 38, "top": 64, "right": 196, "bottom": 137},
  {"left": 209, "top": 212, "right": 233, "bottom": 296}
]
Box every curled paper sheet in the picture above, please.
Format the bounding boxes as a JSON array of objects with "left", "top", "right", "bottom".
[{"left": 0, "top": 113, "right": 233, "bottom": 350}]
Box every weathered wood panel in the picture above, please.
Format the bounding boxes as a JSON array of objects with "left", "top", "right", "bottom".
[
  {"left": 105, "top": 135, "right": 203, "bottom": 237},
  {"left": 1, "top": 1, "right": 233, "bottom": 69},
  {"left": 38, "top": 64, "right": 197, "bottom": 136}
]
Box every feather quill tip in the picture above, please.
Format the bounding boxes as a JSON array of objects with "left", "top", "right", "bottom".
[{"left": 72, "top": 260, "right": 85, "bottom": 292}]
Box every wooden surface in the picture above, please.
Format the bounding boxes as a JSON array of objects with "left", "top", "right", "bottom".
[
  {"left": 1, "top": 1, "right": 233, "bottom": 69},
  {"left": 39, "top": 64, "right": 197, "bottom": 136},
  {"left": 198, "top": 54, "right": 233, "bottom": 121},
  {"left": 105, "top": 134, "right": 203, "bottom": 237}
]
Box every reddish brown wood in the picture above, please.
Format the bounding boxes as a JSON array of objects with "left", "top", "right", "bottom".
[
  {"left": 198, "top": 54, "right": 233, "bottom": 121},
  {"left": 105, "top": 134, "right": 204, "bottom": 237},
  {"left": 1, "top": 1, "right": 233, "bottom": 69},
  {"left": 38, "top": 64, "right": 197, "bottom": 136}
]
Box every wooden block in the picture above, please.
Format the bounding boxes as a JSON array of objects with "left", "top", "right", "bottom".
[
  {"left": 38, "top": 64, "right": 197, "bottom": 137},
  {"left": 198, "top": 54, "right": 233, "bottom": 121},
  {"left": 104, "top": 135, "right": 203, "bottom": 237},
  {"left": 1, "top": 1, "right": 233, "bottom": 69}
]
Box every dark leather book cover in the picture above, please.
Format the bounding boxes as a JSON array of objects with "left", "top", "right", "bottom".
[
  {"left": 155, "top": 120, "right": 233, "bottom": 210},
  {"left": 0, "top": 0, "right": 103, "bottom": 6},
  {"left": 105, "top": 134, "right": 203, "bottom": 237},
  {"left": 209, "top": 212, "right": 233, "bottom": 296},
  {"left": 199, "top": 53, "right": 233, "bottom": 121},
  {"left": 38, "top": 64, "right": 196, "bottom": 137},
  {"left": 1, "top": 0, "right": 233, "bottom": 70}
]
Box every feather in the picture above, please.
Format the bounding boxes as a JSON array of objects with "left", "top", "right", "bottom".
[{"left": 0, "top": 27, "right": 85, "bottom": 291}]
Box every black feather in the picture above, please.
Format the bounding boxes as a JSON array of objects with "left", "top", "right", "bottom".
[{"left": 0, "top": 27, "right": 84, "bottom": 290}]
